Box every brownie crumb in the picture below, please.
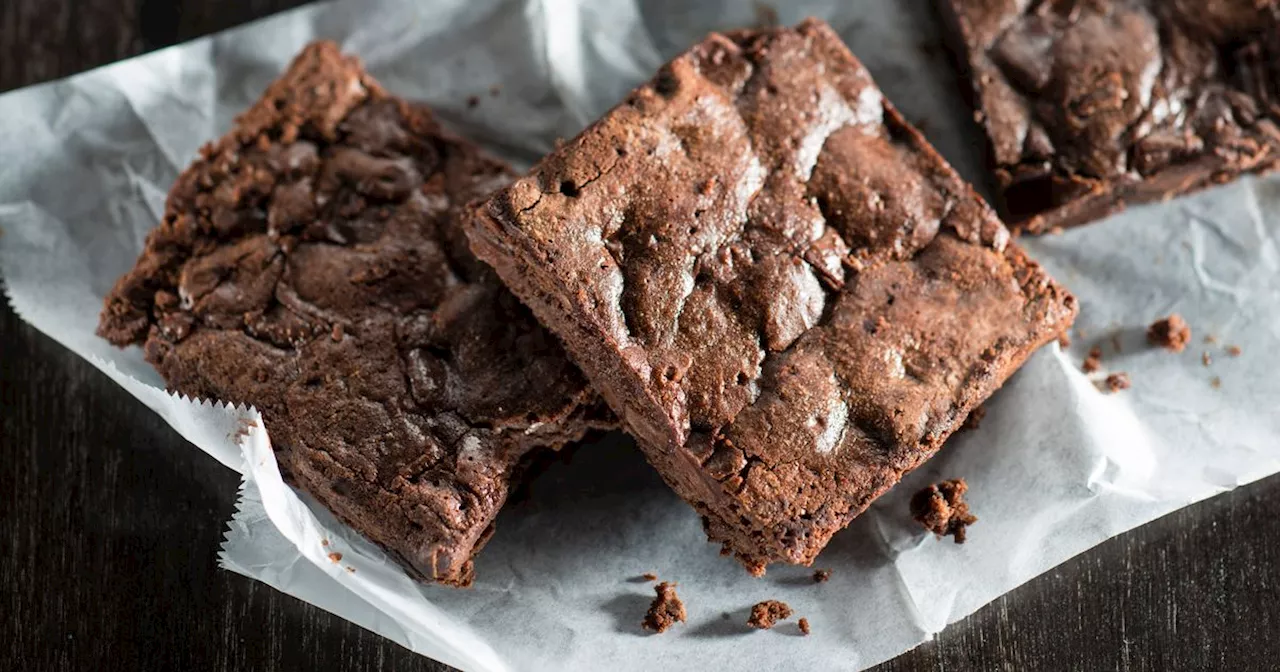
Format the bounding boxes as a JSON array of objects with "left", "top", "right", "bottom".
[
  {"left": 1058, "top": 331, "right": 1071, "bottom": 348},
  {"left": 960, "top": 406, "right": 986, "bottom": 432},
  {"left": 642, "top": 582, "right": 686, "bottom": 633},
  {"left": 812, "top": 569, "right": 831, "bottom": 583},
  {"left": 1105, "top": 372, "right": 1131, "bottom": 393},
  {"left": 1147, "top": 314, "right": 1191, "bottom": 352},
  {"left": 1204, "top": 334, "right": 1219, "bottom": 345},
  {"left": 641, "top": 573, "right": 658, "bottom": 582},
  {"left": 488, "top": 85, "right": 501, "bottom": 97},
  {"left": 1202, "top": 352, "right": 1212, "bottom": 367},
  {"left": 327, "top": 552, "right": 343, "bottom": 564},
  {"left": 911, "top": 478, "right": 977, "bottom": 544},
  {"left": 1227, "top": 345, "right": 1242, "bottom": 357},
  {"left": 466, "top": 95, "right": 480, "bottom": 109},
  {"left": 747, "top": 600, "right": 793, "bottom": 630},
  {"left": 798, "top": 617, "right": 811, "bottom": 635},
  {"left": 1082, "top": 346, "right": 1103, "bottom": 373},
  {"left": 345, "top": 566, "right": 356, "bottom": 573},
  {"left": 1211, "top": 376, "right": 1223, "bottom": 390}
]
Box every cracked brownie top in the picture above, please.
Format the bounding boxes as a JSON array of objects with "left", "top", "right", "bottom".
[
  {"left": 470, "top": 19, "right": 1076, "bottom": 571},
  {"left": 97, "top": 42, "right": 609, "bottom": 586},
  {"left": 941, "top": 0, "right": 1280, "bottom": 231}
]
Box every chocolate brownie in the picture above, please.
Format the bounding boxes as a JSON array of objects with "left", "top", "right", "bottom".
[
  {"left": 938, "top": 0, "right": 1280, "bottom": 232},
  {"left": 468, "top": 20, "right": 1077, "bottom": 573},
  {"left": 97, "top": 42, "right": 610, "bottom": 586}
]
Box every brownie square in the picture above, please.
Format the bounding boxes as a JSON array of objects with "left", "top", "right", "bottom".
[
  {"left": 939, "top": 0, "right": 1280, "bottom": 232},
  {"left": 98, "top": 42, "right": 611, "bottom": 586},
  {"left": 469, "top": 20, "right": 1077, "bottom": 573}
]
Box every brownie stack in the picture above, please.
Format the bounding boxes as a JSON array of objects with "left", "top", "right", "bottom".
[{"left": 100, "top": 20, "right": 1084, "bottom": 584}]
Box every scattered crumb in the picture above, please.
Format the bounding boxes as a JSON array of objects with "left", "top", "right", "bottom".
[
  {"left": 1227, "top": 345, "right": 1242, "bottom": 357},
  {"left": 345, "top": 566, "right": 356, "bottom": 573},
  {"left": 812, "top": 569, "right": 831, "bottom": 584},
  {"left": 1211, "top": 376, "right": 1223, "bottom": 389},
  {"left": 1147, "top": 314, "right": 1191, "bottom": 352},
  {"left": 960, "top": 406, "right": 986, "bottom": 432},
  {"left": 466, "top": 95, "right": 480, "bottom": 109},
  {"left": 321, "top": 539, "right": 330, "bottom": 547},
  {"left": 1058, "top": 331, "right": 1071, "bottom": 348},
  {"left": 1082, "top": 346, "right": 1103, "bottom": 373},
  {"left": 1048, "top": 226, "right": 1065, "bottom": 235},
  {"left": 747, "top": 600, "right": 793, "bottom": 630},
  {"left": 489, "top": 84, "right": 501, "bottom": 97},
  {"left": 798, "top": 618, "right": 811, "bottom": 636},
  {"left": 641, "top": 572, "right": 658, "bottom": 582},
  {"left": 1105, "top": 372, "right": 1131, "bottom": 392},
  {"left": 910, "top": 479, "right": 977, "bottom": 544},
  {"left": 1204, "top": 334, "right": 1218, "bottom": 344},
  {"left": 642, "top": 582, "right": 686, "bottom": 633},
  {"left": 327, "top": 552, "right": 343, "bottom": 564}
]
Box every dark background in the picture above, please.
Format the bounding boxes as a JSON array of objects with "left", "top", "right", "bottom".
[{"left": 2, "top": 1, "right": 1278, "bottom": 670}]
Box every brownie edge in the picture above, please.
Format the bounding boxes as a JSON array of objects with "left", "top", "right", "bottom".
[{"left": 468, "top": 20, "right": 1076, "bottom": 573}]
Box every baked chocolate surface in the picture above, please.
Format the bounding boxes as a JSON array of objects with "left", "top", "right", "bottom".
[
  {"left": 469, "top": 20, "right": 1077, "bottom": 573},
  {"left": 97, "top": 42, "right": 609, "bottom": 586},
  {"left": 939, "top": 0, "right": 1280, "bottom": 232}
]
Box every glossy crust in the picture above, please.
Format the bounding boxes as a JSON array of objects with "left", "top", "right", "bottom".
[
  {"left": 469, "top": 20, "right": 1077, "bottom": 573},
  {"left": 939, "top": 0, "right": 1280, "bottom": 232},
  {"left": 97, "top": 42, "right": 610, "bottom": 586}
]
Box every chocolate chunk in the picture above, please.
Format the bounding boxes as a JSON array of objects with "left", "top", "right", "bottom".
[
  {"left": 911, "top": 478, "right": 977, "bottom": 544},
  {"left": 468, "top": 19, "right": 1076, "bottom": 575}
]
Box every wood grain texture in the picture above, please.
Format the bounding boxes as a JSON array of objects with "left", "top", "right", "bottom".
[{"left": 1, "top": 2, "right": 1278, "bottom": 670}]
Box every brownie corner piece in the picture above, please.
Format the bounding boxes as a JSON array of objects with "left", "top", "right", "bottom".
[
  {"left": 468, "top": 19, "right": 1076, "bottom": 572},
  {"left": 98, "top": 41, "right": 609, "bottom": 586},
  {"left": 937, "top": 0, "right": 1280, "bottom": 232}
]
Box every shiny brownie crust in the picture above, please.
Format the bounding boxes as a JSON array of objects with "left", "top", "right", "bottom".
[
  {"left": 470, "top": 20, "right": 1077, "bottom": 573},
  {"left": 939, "top": 0, "right": 1280, "bottom": 232}
]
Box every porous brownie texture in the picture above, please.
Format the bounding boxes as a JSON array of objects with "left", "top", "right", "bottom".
[
  {"left": 98, "top": 42, "right": 610, "bottom": 586},
  {"left": 469, "top": 20, "right": 1076, "bottom": 573},
  {"left": 939, "top": 0, "right": 1280, "bottom": 232}
]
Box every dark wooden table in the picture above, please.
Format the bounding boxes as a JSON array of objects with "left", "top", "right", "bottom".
[{"left": 3, "top": 2, "right": 1278, "bottom": 670}]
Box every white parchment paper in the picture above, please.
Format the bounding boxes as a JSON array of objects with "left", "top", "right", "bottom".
[{"left": 3, "top": 1, "right": 1280, "bottom": 670}]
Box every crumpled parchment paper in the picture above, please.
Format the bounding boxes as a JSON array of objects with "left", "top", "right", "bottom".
[{"left": 2, "top": 1, "right": 1278, "bottom": 670}]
